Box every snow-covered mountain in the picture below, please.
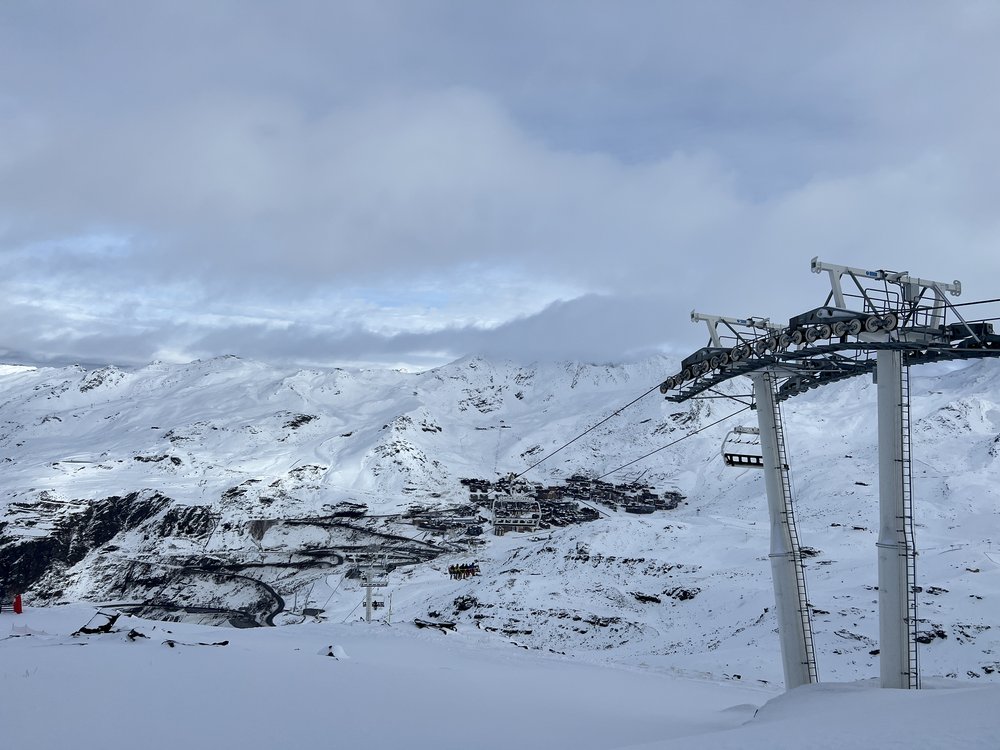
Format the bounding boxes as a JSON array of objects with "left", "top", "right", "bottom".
[{"left": 2, "top": 354, "right": 999, "bottom": 687}]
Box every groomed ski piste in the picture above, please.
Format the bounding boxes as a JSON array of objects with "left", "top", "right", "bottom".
[{"left": 2, "top": 354, "right": 1000, "bottom": 747}]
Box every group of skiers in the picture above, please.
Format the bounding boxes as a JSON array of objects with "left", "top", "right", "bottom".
[{"left": 448, "top": 563, "right": 479, "bottom": 579}]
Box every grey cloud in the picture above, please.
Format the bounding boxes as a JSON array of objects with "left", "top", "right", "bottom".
[
  {"left": 2, "top": 2, "right": 1000, "bottom": 368},
  {"left": 184, "top": 293, "right": 684, "bottom": 368}
]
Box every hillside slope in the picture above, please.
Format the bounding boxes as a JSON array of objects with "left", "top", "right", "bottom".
[{"left": 1, "top": 355, "right": 999, "bottom": 685}]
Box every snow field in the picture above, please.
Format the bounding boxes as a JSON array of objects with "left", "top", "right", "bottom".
[{"left": 3, "top": 605, "right": 999, "bottom": 750}]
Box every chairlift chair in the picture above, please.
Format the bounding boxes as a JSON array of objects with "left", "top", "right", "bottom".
[
  {"left": 721, "top": 426, "right": 764, "bottom": 468},
  {"left": 352, "top": 555, "right": 389, "bottom": 588}
]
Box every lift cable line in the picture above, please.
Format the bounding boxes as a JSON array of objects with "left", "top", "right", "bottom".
[
  {"left": 595, "top": 405, "right": 752, "bottom": 481},
  {"left": 914, "top": 296, "right": 1000, "bottom": 312},
  {"left": 513, "top": 380, "right": 665, "bottom": 480}
]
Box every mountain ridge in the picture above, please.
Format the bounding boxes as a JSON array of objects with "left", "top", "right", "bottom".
[{"left": 2, "top": 353, "right": 999, "bottom": 685}]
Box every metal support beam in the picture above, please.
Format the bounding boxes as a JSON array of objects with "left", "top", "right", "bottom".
[
  {"left": 876, "top": 350, "right": 919, "bottom": 688},
  {"left": 751, "top": 370, "right": 818, "bottom": 690},
  {"left": 691, "top": 310, "right": 782, "bottom": 349},
  {"left": 811, "top": 257, "right": 961, "bottom": 300}
]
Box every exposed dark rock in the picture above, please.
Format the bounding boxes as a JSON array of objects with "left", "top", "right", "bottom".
[
  {"left": 631, "top": 591, "right": 662, "bottom": 604},
  {"left": 283, "top": 414, "right": 317, "bottom": 430},
  {"left": 502, "top": 628, "right": 533, "bottom": 636},
  {"left": 915, "top": 628, "right": 949, "bottom": 644},
  {"left": 583, "top": 615, "right": 620, "bottom": 628},
  {"left": 158, "top": 506, "right": 216, "bottom": 538},
  {"left": 0, "top": 492, "right": 170, "bottom": 594},
  {"left": 79, "top": 366, "right": 124, "bottom": 393},
  {"left": 664, "top": 587, "right": 700, "bottom": 601}
]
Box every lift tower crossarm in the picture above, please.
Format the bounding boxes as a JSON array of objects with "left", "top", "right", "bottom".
[
  {"left": 691, "top": 310, "right": 782, "bottom": 348},
  {"left": 811, "top": 257, "right": 961, "bottom": 310}
]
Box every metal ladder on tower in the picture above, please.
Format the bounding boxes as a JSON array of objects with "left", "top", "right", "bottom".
[
  {"left": 899, "top": 362, "right": 920, "bottom": 689},
  {"left": 767, "top": 380, "right": 819, "bottom": 683}
]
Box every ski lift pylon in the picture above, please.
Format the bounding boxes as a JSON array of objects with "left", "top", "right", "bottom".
[
  {"left": 721, "top": 425, "right": 764, "bottom": 468},
  {"left": 347, "top": 553, "right": 391, "bottom": 623},
  {"left": 348, "top": 553, "right": 390, "bottom": 587}
]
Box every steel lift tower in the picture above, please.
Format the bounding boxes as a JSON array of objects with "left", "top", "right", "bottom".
[
  {"left": 349, "top": 554, "right": 389, "bottom": 623},
  {"left": 661, "top": 258, "right": 1000, "bottom": 690},
  {"left": 689, "top": 312, "right": 818, "bottom": 690},
  {"left": 812, "top": 259, "right": 960, "bottom": 688}
]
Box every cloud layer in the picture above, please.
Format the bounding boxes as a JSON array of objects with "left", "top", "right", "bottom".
[{"left": 2, "top": 2, "right": 999, "bottom": 368}]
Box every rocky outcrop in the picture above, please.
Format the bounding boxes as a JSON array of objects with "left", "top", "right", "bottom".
[{"left": 0, "top": 492, "right": 170, "bottom": 594}]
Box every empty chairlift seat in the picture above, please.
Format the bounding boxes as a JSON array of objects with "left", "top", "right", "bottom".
[{"left": 721, "top": 426, "right": 764, "bottom": 468}]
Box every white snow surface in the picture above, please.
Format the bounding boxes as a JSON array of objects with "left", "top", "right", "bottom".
[
  {"left": 2, "top": 354, "right": 1000, "bottom": 746},
  {"left": 2, "top": 605, "right": 998, "bottom": 750}
]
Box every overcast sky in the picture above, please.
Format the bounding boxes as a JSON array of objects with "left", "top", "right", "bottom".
[{"left": 2, "top": 1, "right": 999, "bottom": 370}]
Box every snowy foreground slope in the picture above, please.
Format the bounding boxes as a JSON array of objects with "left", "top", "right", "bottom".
[
  {"left": 3, "top": 605, "right": 999, "bottom": 750},
  {"left": 1, "top": 354, "right": 1000, "bottom": 696}
]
